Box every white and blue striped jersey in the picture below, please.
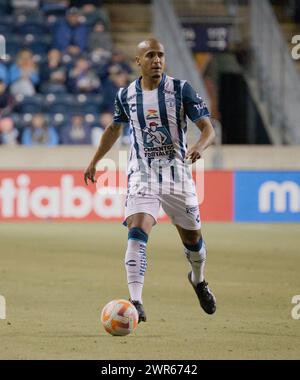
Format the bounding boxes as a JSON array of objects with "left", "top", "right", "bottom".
[{"left": 113, "top": 73, "right": 210, "bottom": 174}]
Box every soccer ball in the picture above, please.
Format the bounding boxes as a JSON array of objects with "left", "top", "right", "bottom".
[{"left": 101, "top": 299, "right": 139, "bottom": 336}]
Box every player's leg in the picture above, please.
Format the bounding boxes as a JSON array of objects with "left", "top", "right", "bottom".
[
  {"left": 175, "top": 225, "right": 216, "bottom": 314},
  {"left": 175, "top": 226, "right": 205, "bottom": 284},
  {"left": 161, "top": 193, "right": 216, "bottom": 314},
  {"left": 125, "top": 213, "right": 155, "bottom": 322},
  {"left": 126, "top": 212, "right": 155, "bottom": 235},
  {"left": 161, "top": 193, "right": 205, "bottom": 285}
]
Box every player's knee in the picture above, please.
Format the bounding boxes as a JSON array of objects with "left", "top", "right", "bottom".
[
  {"left": 128, "top": 227, "right": 148, "bottom": 244},
  {"left": 126, "top": 214, "right": 154, "bottom": 234},
  {"left": 182, "top": 230, "right": 202, "bottom": 247},
  {"left": 183, "top": 238, "right": 204, "bottom": 252}
]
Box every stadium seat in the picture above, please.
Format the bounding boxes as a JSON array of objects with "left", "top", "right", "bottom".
[
  {"left": 13, "top": 21, "right": 49, "bottom": 35},
  {"left": 15, "top": 12, "right": 44, "bottom": 24},
  {"left": 44, "top": 94, "right": 78, "bottom": 115},
  {"left": 11, "top": 113, "right": 31, "bottom": 131},
  {"left": 46, "top": 102, "right": 70, "bottom": 114},
  {"left": 14, "top": 95, "right": 44, "bottom": 114},
  {"left": 76, "top": 94, "right": 102, "bottom": 114},
  {"left": 5, "top": 34, "right": 23, "bottom": 57},
  {"left": 0, "top": 0, "right": 124, "bottom": 146},
  {"left": 5, "top": 34, "right": 51, "bottom": 56},
  {"left": 42, "top": 3, "right": 68, "bottom": 16},
  {"left": 85, "top": 113, "right": 100, "bottom": 125},
  {"left": 45, "top": 93, "right": 75, "bottom": 104},
  {"left": 81, "top": 103, "right": 99, "bottom": 114},
  {"left": 11, "top": 113, "right": 23, "bottom": 130},
  {"left": 27, "top": 41, "right": 50, "bottom": 55},
  {"left": 47, "top": 113, "right": 67, "bottom": 129},
  {"left": 45, "top": 14, "right": 64, "bottom": 34},
  {"left": 23, "top": 35, "right": 52, "bottom": 55},
  {"left": 0, "top": 18, "right": 13, "bottom": 34}
]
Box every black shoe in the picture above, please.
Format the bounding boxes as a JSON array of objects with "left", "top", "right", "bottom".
[
  {"left": 129, "top": 299, "right": 147, "bottom": 323},
  {"left": 188, "top": 272, "right": 216, "bottom": 315}
]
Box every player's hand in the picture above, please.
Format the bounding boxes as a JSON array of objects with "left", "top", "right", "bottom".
[
  {"left": 84, "top": 163, "right": 97, "bottom": 185},
  {"left": 185, "top": 145, "right": 203, "bottom": 163}
]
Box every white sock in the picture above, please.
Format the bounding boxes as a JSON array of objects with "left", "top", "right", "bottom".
[
  {"left": 184, "top": 241, "right": 207, "bottom": 285},
  {"left": 125, "top": 239, "right": 147, "bottom": 303}
]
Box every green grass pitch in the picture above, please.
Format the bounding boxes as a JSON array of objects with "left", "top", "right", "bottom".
[{"left": 0, "top": 222, "right": 300, "bottom": 359}]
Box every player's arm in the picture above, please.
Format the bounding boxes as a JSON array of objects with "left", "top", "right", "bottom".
[
  {"left": 186, "top": 117, "right": 215, "bottom": 163},
  {"left": 84, "top": 122, "right": 123, "bottom": 185},
  {"left": 182, "top": 82, "right": 215, "bottom": 163},
  {"left": 84, "top": 90, "right": 129, "bottom": 185}
]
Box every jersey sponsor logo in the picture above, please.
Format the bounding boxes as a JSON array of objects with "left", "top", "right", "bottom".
[
  {"left": 144, "top": 145, "right": 175, "bottom": 159},
  {"left": 143, "top": 122, "right": 175, "bottom": 159},
  {"left": 195, "top": 94, "right": 207, "bottom": 110},
  {"left": 193, "top": 102, "right": 207, "bottom": 112},
  {"left": 145, "top": 122, "right": 169, "bottom": 146},
  {"left": 146, "top": 109, "right": 159, "bottom": 120}
]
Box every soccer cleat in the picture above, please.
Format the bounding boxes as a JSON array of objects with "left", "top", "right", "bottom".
[
  {"left": 188, "top": 272, "right": 216, "bottom": 315},
  {"left": 129, "top": 299, "right": 147, "bottom": 323}
]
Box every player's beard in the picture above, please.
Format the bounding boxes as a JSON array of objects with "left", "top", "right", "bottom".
[{"left": 151, "top": 73, "right": 161, "bottom": 79}]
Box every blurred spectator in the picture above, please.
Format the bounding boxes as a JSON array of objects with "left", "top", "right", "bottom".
[
  {"left": 40, "top": 49, "right": 67, "bottom": 93},
  {"left": 91, "top": 110, "right": 112, "bottom": 146},
  {"left": 88, "top": 20, "right": 113, "bottom": 52},
  {"left": 0, "top": 63, "right": 9, "bottom": 85},
  {"left": 99, "top": 110, "right": 113, "bottom": 129},
  {"left": 53, "top": 7, "right": 88, "bottom": 55},
  {"left": 81, "top": 3, "right": 109, "bottom": 29},
  {"left": 102, "top": 64, "right": 129, "bottom": 111},
  {"left": 0, "top": 80, "right": 11, "bottom": 110},
  {"left": 59, "top": 113, "right": 91, "bottom": 144},
  {"left": 91, "top": 125, "right": 103, "bottom": 146},
  {"left": 21, "top": 113, "right": 59, "bottom": 146},
  {"left": 68, "top": 56, "right": 101, "bottom": 93},
  {"left": 0, "top": 117, "right": 18, "bottom": 145},
  {"left": 90, "top": 48, "right": 112, "bottom": 70},
  {"left": 0, "top": 1, "right": 134, "bottom": 146},
  {"left": 9, "top": 49, "right": 40, "bottom": 96},
  {"left": 109, "top": 50, "right": 133, "bottom": 76}
]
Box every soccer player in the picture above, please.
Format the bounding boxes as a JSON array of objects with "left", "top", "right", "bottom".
[{"left": 84, "top": 39, "right": 216, "bottom": 322}]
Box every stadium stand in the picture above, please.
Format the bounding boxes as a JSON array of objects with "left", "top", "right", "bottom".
[
  {"left": 1, "top": 0, "right": 299, "bottom": 146},
  {"left": 0, "top": 0, "right": 133, "bottom": 146}
]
